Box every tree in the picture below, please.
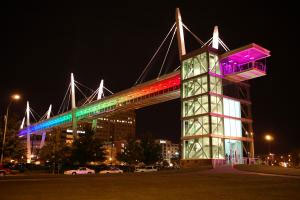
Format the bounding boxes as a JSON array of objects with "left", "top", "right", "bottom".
[
  {"left": 117, "top": 138, "right": 143, "bottom": 165},
  {"left": 291, "top": 148, "right": 300, "bottom": 167},
  {"left": 71, "top": 127, "right": 105, "bottom": 165},
  {"left": 117, "top": 132, "right": 162, "bottom": 166},
  {"left": 140, "top": 132, "right": 162, "bottom": 165},
  {"left": 0, "top": 113, "right": 26, "bottom": 163},
  {"left": 2, "top": 134, "right": 26, "bottom": 162},
  {"left": 39, "top": 128, "right": 71, "bottom": 173}
]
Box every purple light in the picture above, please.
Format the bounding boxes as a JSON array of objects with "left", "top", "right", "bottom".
[{"left": 220, "top": 43, "right": 270, "bottom": 66}]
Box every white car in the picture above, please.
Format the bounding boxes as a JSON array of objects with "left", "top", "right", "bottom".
[
  {"left": 134, "top": 166, "right": 158, "bottom": 173},
  {"left": 99, "top": 167, "right": 123, "bottom": 174},
  {"left": 64, "top": 167, "right": 95, "bottom": 175}
]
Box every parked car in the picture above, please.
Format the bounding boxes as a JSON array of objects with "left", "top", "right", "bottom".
[
  {"left": 118, "top": 165, "right": 135, "bottom": 173},
  {"left": 134, "top": 166, "right": 158, "bottom": 173},
  {"left": 0, "top": 164, "right": 12, "bottom": 176},
  {"left": 64, "top": 167, "right": 95, "bottom": 175},
  {"left": 99, "top": 167, "right": 123, "bottom": 174}
]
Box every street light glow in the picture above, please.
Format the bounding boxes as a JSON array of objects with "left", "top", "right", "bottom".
[
  {"left": 12, "top": 94, "right": 21, "bottom": 100},
  {"left": 265, "top": 134, "right": 273, "bottom": 141}
]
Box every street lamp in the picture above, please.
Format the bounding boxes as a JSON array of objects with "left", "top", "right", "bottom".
[
  {"left": 265, "top": 134, "right": 273, "bottom": 142},
  {"left": 264, "top": 134, "right": 274, "bottom": 165},
  {"left": 0, "top": 94, "right": 21, "bottom": 164}
]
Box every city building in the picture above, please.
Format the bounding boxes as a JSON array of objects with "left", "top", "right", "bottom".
[
  {"left": 94, "top": 110, "right": 136, "bottom": 142},
  {"left": 155, "top": 139, "right": 180, "bottom": 164},
  {"left": 102, "top": 140, "right": 127, "bottom": 165}
]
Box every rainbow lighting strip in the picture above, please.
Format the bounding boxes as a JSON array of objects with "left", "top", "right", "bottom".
[{"left": 19, "top": 72, "right": 181, "bottom": 136}]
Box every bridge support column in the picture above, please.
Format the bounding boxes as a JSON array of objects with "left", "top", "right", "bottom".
[
  {"left": 91, "top": 79, "right": 103, "bottom": 132},
  {"left": 71, "top": 73, "right": 78, "bottom": 138},
  {"left": 91, "top": 119, "right": 97, "bottom": 131},
  {"left": 40, "top": 133, "right": 46, "bottom": 149},
  {"left": 40, "top": 105, "right": 52, "bottom": 149},
  {"left": 26, "top": 101, "right": 31, "bottom": 163},
  {"left": 72, "top": 110, "right": 77, "bottom": 138}
]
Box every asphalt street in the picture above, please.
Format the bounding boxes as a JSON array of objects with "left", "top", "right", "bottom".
[{"left": 1, "top": 169, "right": 300, "bottom": 200}]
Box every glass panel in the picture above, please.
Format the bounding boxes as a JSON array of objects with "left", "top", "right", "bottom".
[
  {"left": 212, "top": 138, "right": 225, "bottom": 159},
  {"left": 224, "top": 139, "right": 243, "bottom": 163},
  {"left": 184, "top": 138, "right": 210, "bottom": 159},
  {"left": 183, "top": 95, "right": 209, "bottom": 117},
  {"left": 209, "top": 53, "right": 221, "bottom": 75},
  {"left": 182, "top": 76, "right": 208, "bottom": 98},
  {"left": 183, "top": 116, "right": 209, "bottom": 136},
  {"left": 211, "top": 116, "right": 223, "bottom": 135},
  {"left": 210, "top": 95, "right": 223, "bottom": 114},
  {"left": 210, "top": 76, "right": 222, "bottom": 94},
  {"left": 182, "top": 53, "right": 208, "bottom": 80},
  {"left": 224, "top": 118, "right": 242, "bottom": 137},
  {"left": 223, "top": 98, "right": 241, "bottom": 118}
]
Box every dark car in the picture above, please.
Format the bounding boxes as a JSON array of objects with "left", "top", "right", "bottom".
[{"left": 117, "top": 165, "right": 135, "bottom": 173}]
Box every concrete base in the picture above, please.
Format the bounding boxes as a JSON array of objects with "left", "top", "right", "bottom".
[
  {"left": 180, "top": 159, "right": 212, "bottom": 168},
  {"left": 180, "top": 159, "right": 226, "bottom": 168}
]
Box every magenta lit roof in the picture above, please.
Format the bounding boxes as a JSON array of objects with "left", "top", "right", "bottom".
[{"left": 220, "top": 43, "right": 270, "bottom": 65}]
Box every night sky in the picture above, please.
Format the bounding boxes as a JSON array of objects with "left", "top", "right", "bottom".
[{"left": 1, "top": 1, "right": 299, "bottom": 154}]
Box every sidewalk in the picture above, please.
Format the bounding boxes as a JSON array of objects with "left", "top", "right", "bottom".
[{"left": 202, "top": 165, "right": 300, "bottom": 179}]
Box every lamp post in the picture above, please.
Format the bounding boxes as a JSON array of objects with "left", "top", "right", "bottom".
[
  {"left": 1, "top": 94, "right": 21, "bottom": 164},
  {"left": 265, "top": 134, "right": 274, "bottom": 154},
  {"left": 264, "top": 134, "right": 274, "bottom": 165}
]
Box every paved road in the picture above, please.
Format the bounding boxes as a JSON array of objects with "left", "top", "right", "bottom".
[{"left": 1, "top": 169, "right": 299, "bottom": 200}]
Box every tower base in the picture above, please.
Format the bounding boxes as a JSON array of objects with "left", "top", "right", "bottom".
[{"left": 180, "top": 159, "right": 226, "bottom": 168}]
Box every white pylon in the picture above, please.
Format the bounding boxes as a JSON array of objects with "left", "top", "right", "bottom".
[
  {"left": 40, "top": 104, "right": 52, "bottom": 149},
  {"left": 212, "top": 26, "right": 219, "bottom": 49},
  {"left": 97, "top": 79, "right": 104, "bottom": 100},
  {"left": 71, "top": 73, "right": 76, "bottom": 109},
  {"left": 20, "top": 117, "right": 25, "bottom": 130},
  {"left": 175, "top": 8, "right": 186, "bottom": 60},
  {"left": 71, "top": 73, "right": 77, "bottom": 136},
  {"left": 47, "top": 104, "right": 52, "bottom": 119},
  {"left": 26, "top": 101, "right": 31, "bottom": 163},
  {"left": 92, "top": 79, "right": 104, "bottom": 131},
  {"left": 26, "top": 101, "right": 30, "bottom": 126}
]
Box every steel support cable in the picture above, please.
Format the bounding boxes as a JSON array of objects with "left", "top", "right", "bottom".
[
  {"left": 202, "top": 37, "right": 213, "bottom": 47},
  {"left": 158, "top": 27, "right": 177, "bottom": 78},
  {"left": 74, "top": 80, "right": 94, "bottom": 93},
  {"left": 29, "top": 107, "right": 41, "bottom": 120},
  {"left": 173, "top": 65, "right": 181, "bottom": 71},
  {"left": 219, "top": 38, "right": 230, "bottom": 50},
  {"left": 87, "top": 88, "right": 99, "bottom": 102},
  {"left": 182, "top": 23, "right": 205, "bottom": 45},
  {"left": 218, "top": 38, "right": 230, "bottom": 51},
  {"left": 74, "top": 84, "right": 88, "bottom": 100},
  {"left": 103, "top": 86, "right": 114, "bottom": 94},
  {"left": 83, "top": 88, "right": 99, "bottom": 105},
  {"left": 39, "top": 112, "right": 47, "bottom": 121},
  {"left": 134, "top": 23, "right": 176, "bottom": 85},
  {"left": 64, "top": 89, "right": 71, "bottom": 112},
  {"left": 203, "top": 37, "right": 230, "bottom": 52},
  {"left": 29, "top": 109, "right": 38, "bottom": 122},
  {"left": 82, "top": 85, "right": 114, "bottom": 105},
  {"left": 58, "top": 83, "right": 71, "bottom": 114}
]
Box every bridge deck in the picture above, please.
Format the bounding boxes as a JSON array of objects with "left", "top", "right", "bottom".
[{"left": 19, "top": 71, "right": 181, "bottom": 136}]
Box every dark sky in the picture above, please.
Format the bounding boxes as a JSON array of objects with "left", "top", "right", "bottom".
[{"left": 1, "top": 1, "right": 299, "bottom": 154}]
